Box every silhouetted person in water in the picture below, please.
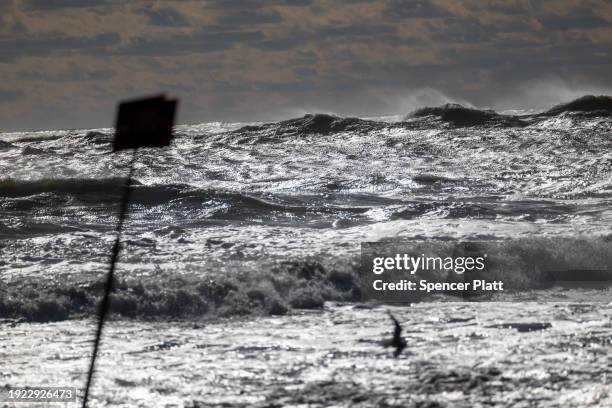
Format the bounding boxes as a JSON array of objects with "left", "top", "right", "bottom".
[{"left": 384, "top": 313, "right": 407, "bottom": 357}]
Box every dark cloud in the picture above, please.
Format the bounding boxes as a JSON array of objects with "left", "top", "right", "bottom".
[
  {"left": 20, "top": 0, "right": 116, "bottom": 11},
  {"left": 2, "top": 0, "right": 612, "bottom": 131},
  {"left": 345, "top": 59, "right": 450, "bottom": 86},
  {"left": 427, "top": 17, "right": 534, "bottom": 43},
  {"left": 465, "top": 1, "right": 530, "bottom": 15},
  {"left": 19, "top": 64, "right": 115, "bottom": 81},
  {"left": 252, "top": 24, "right": 406, "bottom": 51},
  {"left": 318, "top": 24, "right": 396, "bottom": 38},
  {"left": 251, "top": 29, "right": 309, "bottom": 50},
  {"left": 0, "top": 1, "right": 13, "bottom": 14},
  {"left": 440, "top": 37, "right": 612, "bottom": 83},
  {"left": 139, "top": 6, "right": 191, "bottom": 27},
  {"left": 9, "top": 20, "right": 28, "bottom": 34},
  {"left": 209, "top": 79, "right": 254, "bottom": 93},
  {"left": 293, "top": 67, "right": 317, "bottom": 77},
  {"left": 316, "top": 23, "right": 425, "bottom": 46},
  {"left": 537, "top": 14, "right": 611, "bottom": 30},
  {"left": 0, "top": 89, "right": 24, "bottom": 101},
  {"left": 427, "top": 18, "right": 492, "bottom": 43},
  {"left": 292, "top": 50, "right": 318, "bottom": 64},
  {"left": 205, "top": 0, "right": 313, "bottom": 9},
  {"left": 216, "top": 10, "right": 282, "bottom": 25},
  {"left": 256, "top": 80, "right": 318, "bottom": 93},
  {"left": 0, "top": 32, "right": 120, "bottom": 61},
  {"left": 384, "top": 0, "right": 451, "bottom": 19},
  {"left": 118, "top": 29, "right": 265, "bottom": 56},
  {"left": 207, "top": 78, "right": 318, "bottom": 94}
]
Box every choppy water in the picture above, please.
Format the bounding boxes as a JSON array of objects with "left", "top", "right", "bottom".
[
  {"left": 3, "top": 303, "right": 612, "bottom": 407},
  {"left": 1, "top": 96, "right": 611, "bottom": 406},
  {"left": 1, "top": 96, "right": 611, "bottom": 320}
]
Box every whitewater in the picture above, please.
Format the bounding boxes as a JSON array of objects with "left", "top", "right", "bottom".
[{"left": 1, "top": 96, "right": 611, "bottom": 406}]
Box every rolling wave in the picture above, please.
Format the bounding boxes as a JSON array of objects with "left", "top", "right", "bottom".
[
  {"left": 1, "top": 95, "right": 610, "bottom": 323},
  {"left": 541, "top": 95, "right": 612, "bottom": 117},
  {"left": 0, "top": 140, "right": 14, "bottom": 149},
  {"left": 0, "top": 177, "right": 139, "bottom": 198},
  {"left": 1, "top": 237, "right": 609, "bottom": 322},
  {"left": 227, "top": 95, "right": 612, "bottom": 138},
  {"left": 407, "top": 104, "right": 527, "bottom": 127},
  {"left": 0, "top": 176, "right": 588, "bottom": 226}
]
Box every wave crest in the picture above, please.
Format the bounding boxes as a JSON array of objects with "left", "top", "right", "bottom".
[
  {"left": 234, "top": 114, "right": 387, "bottom": 137},
  {"left": 407, "top": 104, "right": 527, "bottom": 127},
  {"left": 229, "top": 95, "right": 612, "bottom": 137},
  {"left": 542, "top": 95, "right": 612, "bottom": 117},
  {"left": 2, "top": 237, "right": 610, "bottom": 322},
  {"left": 0, "top": 259, "right": 360, "bottom": 322}
]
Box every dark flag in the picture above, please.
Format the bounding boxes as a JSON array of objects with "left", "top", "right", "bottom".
[
  {"left": 113, "top": 94, "right": 177, "bottom": 151},
  {"left": 82, "top": 94, "right": 177, "bottom": 408}
]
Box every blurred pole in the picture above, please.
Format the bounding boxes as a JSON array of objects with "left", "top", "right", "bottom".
[{"left": 82, "top": 149, "right": 138, "bottom": 408}]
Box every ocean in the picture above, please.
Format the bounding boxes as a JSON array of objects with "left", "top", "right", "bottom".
[{"left": 1, "top": 96, "right": 611, "bottom": 406}]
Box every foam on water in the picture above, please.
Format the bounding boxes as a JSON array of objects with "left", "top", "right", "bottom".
[
  {"left": 3, "top": 302, "right": 612, "bottom": 407},
  {"left": 0, "top": 96, "right": 611, "bottom": 321},
  {"left": 2, "top": 97, "right": 612, "bottom": 407}
]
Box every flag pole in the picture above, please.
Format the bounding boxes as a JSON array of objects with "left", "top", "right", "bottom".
[{"left": 82, "top": 148, "right": 138, "bottom": 408}]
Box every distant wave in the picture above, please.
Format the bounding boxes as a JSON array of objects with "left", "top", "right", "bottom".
[
  {"left": 403, "top": 95, "right": 612, "bottom": 126},
  {"left": 82, "top": 130, "right": 112, "bottom": 145},
  {"left": 540, "top": 95, "right": 612, "bottom": 117},
  {"left": 0, "top": 140, "right": 15, "bottom": 149},
  {"left": 21, "top": 146, "right": 46, "bottom": 155},
  {"left": 406, "top": 104, "right": 527, "bottom": 127},
  {"left": 1, "top": 175, "right": 587, "bottom": 226},
  {"left": 0, "top": 178, "right": 375, "bottom": 219},
  {"left": 233, "top": 113, "right": 387, "bottom": 138},
  {"left": 228, "top": 95, "right": 611, "bottom": 136}
]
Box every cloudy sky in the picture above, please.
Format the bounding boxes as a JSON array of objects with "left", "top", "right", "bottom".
[{"left": 1, "top": 0, "right": 611, "bottom": 131}]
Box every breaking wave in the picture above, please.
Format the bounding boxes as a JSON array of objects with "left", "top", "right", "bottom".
[
  {"left": 232, "top": 113, "right": 387, "bottom": 138},
  {"left": 229, "top": 95, "right": 611, "bottom": 136},
  {"left": 407, "top": 104, "right": 527, "bottom": 127},
  {"left": 1, "top": 94, "right": 611, "bottom": 324},
  {"left": 1, "top": 237, "right": 610, "bottom": 322},
  {"left": 0, "top": 258, "right": 360, "bottom": 322},
  {"left": 0, "top": 140, "right": 15, "bottom": 149},
  {"left": 541, "top": 95, "right": 612, "bottom": 117}
]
